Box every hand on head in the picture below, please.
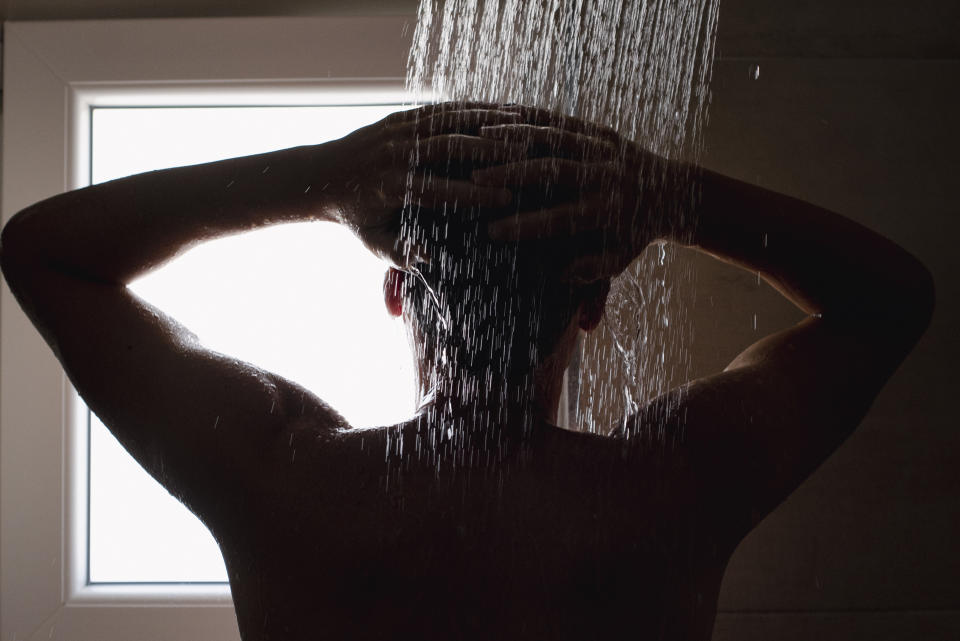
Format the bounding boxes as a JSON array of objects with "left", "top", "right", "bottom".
[
  {"left": 471, "top": 116, "right": 677, "bottom": 284},
  {"left": 329, "top": 101, "right": 532, "bottom": 268},
  {"left": 362, "top": 103, "right": 632, "bottom": 370},
  {"left": 334, "top": 101, "right": 675, "bottom": 290}
]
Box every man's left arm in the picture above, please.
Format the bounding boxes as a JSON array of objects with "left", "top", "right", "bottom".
[
  {"left": 1, "top": 138, "right": 381, "bottom": 527},
  {"left": 0, "top": 103, "right": 522, "bottom": 525}
]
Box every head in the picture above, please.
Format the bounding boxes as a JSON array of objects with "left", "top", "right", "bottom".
[{"left": 384, "top": 216, "right": 609, "bottom": 409}]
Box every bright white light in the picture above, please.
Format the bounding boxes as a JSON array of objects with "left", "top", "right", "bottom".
[{"left": 88, "top": 104, "right": 416, "bottom": 584}]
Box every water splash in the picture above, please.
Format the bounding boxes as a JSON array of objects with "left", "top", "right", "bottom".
[{"left": 405, "top": 0, "right": 720, "bottom": 440}]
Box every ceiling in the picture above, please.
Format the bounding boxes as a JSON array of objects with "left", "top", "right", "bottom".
[{"left": 1, "top": 0, "right": 957, "bottom": 59}]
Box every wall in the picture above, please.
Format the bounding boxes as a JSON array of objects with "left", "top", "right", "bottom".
[
  {"left": 701, "top": 56, "right": 958, "bottom": 639},
  {"left": 2, "top": 2, "right": 957, "bottom": 639},
  {"left": 2, "top": 0, "right": 959, "bottom": 58}
]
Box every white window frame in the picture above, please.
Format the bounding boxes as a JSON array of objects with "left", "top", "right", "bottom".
[{"left": 1, "top": 17, "right": 414, "bottom": 641}]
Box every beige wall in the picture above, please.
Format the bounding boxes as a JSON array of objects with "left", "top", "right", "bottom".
[
  {"left": 1, "top": 0, "right": 958, "bottom": 60},
  {"left": 703, "top": 58, "right": 959, "bottom": 638},
  {"left": 571, "top": 52, "right": 958, "bottom": 639},
  {"left": 2, "top": 2, "right": 957, "bottom": 639}
]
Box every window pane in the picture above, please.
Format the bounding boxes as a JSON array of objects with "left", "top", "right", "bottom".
[{"left": 89, "top": 104, "right": 415, "bottom": 583}]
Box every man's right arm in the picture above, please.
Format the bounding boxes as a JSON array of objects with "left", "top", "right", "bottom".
[
  {"left": 473, "top": 122, "right": 933, "bottom": 537},
  {"left": 629, "top": 169, "right": 934, "bottom": 539},
  {"left": 690, "top": 168, "right": 933, "bottom": 329}
]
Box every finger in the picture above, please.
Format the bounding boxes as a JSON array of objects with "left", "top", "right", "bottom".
[
  {"left": 415, "top": 134, "right": 529, "bottom": 166},
  {"left": 487, "top": 202, "right": 607, "bottom": 241},
  {"left": 411, "top": 108, "right": 525, "bottom": 136},
  {"left": 411, "top": 174, "right": 513, "bottom": 209},
  {"left": 495, "top": 105, "right": 622, "bottom": 140},
  {"left": 472, "top": 158, "right": 592, "bottom": 187},
  {"left": 383, "top": 101, "right": 504, "bottom": 125},
  {"left": 479, "top": 124, "right": 618, "bottom": 160}
]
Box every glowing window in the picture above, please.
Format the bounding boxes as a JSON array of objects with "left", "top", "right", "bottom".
[{"left": 88, "top": 104, "right": 416, "bottom": 583}]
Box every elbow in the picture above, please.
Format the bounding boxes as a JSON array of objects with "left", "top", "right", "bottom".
[
  {"left": 0, "top": 207, "right": 43, "bottom": 282},
  {"left": 0, "top": 213, "right": 28, "bottom": 282},
  {"left": 885, "top": 259, "right": 935, "bottom": 347},
  {"left": 825, "top": 257, "right": 935, "bottom": 347},
  {"left": 1, "top": 206, "right": 50, "bottom": 286},
  {"left": 910, "top": 262, "right": 936, "bottom": 338}
]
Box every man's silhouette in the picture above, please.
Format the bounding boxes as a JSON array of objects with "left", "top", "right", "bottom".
[{"left": 1, "top": 103, "right": 933, "bottom": 640}]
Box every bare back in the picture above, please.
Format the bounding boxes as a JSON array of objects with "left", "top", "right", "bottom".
[{"left": 216, "top": 415, "right": 736, "bottom": 641}]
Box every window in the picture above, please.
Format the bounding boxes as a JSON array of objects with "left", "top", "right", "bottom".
[
  {"left": 1, "top": 17, "right": 414, "bottom": 641},
  {"left": 89, "top": 104, "right": 414, "bottom": 584}
]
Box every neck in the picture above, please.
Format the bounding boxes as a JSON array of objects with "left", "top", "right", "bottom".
[{"left": 414, "top": 352, "right": 568, "bottom": 427}]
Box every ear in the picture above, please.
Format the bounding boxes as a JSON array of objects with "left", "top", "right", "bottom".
[
  {"left": 577, "top": 279, "right": 611, "bottom": 331},
  {"left": 384, "top": 268, "right": 404, "bottom": 317}
]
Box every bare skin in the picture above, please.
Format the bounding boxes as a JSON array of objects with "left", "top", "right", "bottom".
[{"left": 0, "top": 103, "right": 934, "bottom": 641}]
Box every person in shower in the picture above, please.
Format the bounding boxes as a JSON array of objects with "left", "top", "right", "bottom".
[{"left": 1, "top": 102, "right": 933, "bottom": 641}]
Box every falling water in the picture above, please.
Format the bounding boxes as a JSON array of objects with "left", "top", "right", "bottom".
[{"left": 404, "top": 0, "right": 720, "bottom": 438}]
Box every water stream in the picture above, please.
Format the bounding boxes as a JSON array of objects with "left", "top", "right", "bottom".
[{"left": 405, "top": 0, "right": 720, "bottom": 436}]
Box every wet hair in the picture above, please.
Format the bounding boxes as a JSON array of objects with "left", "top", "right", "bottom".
[{"left": 399, "top": 211, "right": 587, "bottom": 378}]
